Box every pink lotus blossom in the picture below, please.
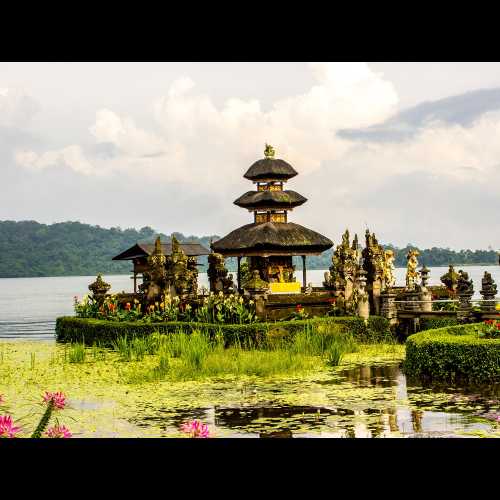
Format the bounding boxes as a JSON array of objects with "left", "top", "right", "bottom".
[
  {"left": 45, "top": 425, "right": 72, "bottom": 438},
  {"left": 0, "top": 415, "right": 21, "bottom": 438},
  {"left": 42, "top": 391, "right": 66, "bottom": 410},
  {"left": 180, "top": 420, "right": 211, "bottom": 438}
]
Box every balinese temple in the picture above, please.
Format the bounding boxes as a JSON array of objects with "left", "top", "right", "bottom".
[
  {"left": 211, "top": 145, "right": 333, "bottom": 293},
  {"left": 112, "top": 240, "right": 210, "bottom": 292}
]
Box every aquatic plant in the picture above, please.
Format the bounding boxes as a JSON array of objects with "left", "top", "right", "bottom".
[
  {"left": 0, "top": 415, "right": 21, "bottom": 438},
  {"left": 42, "top": 391, "right": 67, "bottom": 410},
  {"left": 32, "top": 391, "right": 68, "bottom": 438},
  {"left": 68, "top": 343, "right": 86, "bottom": 363},
  {"left": 324, "top": 343, "right": 344, "bottom": 367},
  {"left": 180, "top": 420, "right": 211, "bottom": 438},
  {"left": 45, "top": 425, "right": 72, "bottom": 438}
]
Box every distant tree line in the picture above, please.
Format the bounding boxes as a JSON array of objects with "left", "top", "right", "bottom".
[
  {"left": 0, "top": 220, "right": 497, "bottom": 278},
  {"left": 0, "top": 220, "right": 217, "bottom": 278}
]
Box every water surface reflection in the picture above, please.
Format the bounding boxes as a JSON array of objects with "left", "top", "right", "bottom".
[{"left": 131, "top": 362, "right": 500, "bottom": 438}]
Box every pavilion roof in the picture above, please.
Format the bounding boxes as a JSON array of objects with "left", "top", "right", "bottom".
[
  {"left": 211, "top": 222, "right": 333, "bottom": 257},
  {"left": 112, "top": 242, "right": 210, "bottom": 261},
  {"left": 234, "top": 190, "right": 307, "bottom": 210},
  {"left": 243, "top": 158, "right": 298, "bottom": 182}
]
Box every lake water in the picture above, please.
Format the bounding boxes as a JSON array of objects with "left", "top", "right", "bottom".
[{"left": 0, "top": 265, "right": 499, "bottom": 339}]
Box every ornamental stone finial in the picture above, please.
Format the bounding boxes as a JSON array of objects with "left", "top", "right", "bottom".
[
  {"left": 264, "top": 143, "right": 275, "bottom": 159},
  {"left": 88, "top": 273, "right": 111, "bottom": 300}
]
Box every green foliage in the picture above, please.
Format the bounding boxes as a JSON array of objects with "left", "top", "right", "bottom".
[
  {"left": 419, "top": 317, "right": 459, "bottom": 331},
  {"left": 56, "top": 315, "right": 393, "bottom": 348},
  {"left": 74, "top": 292, "right": 257, "bottom": 325},
  {"left": 405, "top": 323, "right": 500, "bottom": 383}
]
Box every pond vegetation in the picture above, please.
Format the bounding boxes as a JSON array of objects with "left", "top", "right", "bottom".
[{"left": 2, "top": 332, "right": 499, "bottom": 438}]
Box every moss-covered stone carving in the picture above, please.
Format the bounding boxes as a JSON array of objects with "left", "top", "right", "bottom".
[
  {"left": 440, "top": 264, "right": 460, "bottom": 294},
  {"left": 88, "top": 274, "right": 111, "bottom": 303},
  {"left": 207, "top": 251, "right": 234, "bottom": 293},
  {"left": 405, "top": 249, "right": 420, "bottom": 291}
]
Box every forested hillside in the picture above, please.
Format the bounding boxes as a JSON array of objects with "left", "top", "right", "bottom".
[
  {"left": 0, "top": 220, "right": 497, "bottom": 278},
  {"left": 0, "top": 221, "right": 217, "bottom": 278}
]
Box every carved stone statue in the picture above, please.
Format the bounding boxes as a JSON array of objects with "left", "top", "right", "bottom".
[
  {"left": 243, "top": 269, "right": 269, "bottom": 294},
  {"left": 355, "top": 269, "right": 369, "bottom": 321},
  {"left": 457, "top": 270, "right": 474, "bottom": 294},
  {"left": 362, "top": 229, "right": 385, "bottom": 314},
  {"left": 362, "top": 230, "right": 385, "bottom": 284},
  {"left": 323, "top": 229, "right": 361, "bottom": 311},
  {"left": 264, "top": 143, "right": 276, "bottom": 158},
  {"left": 440, "top": 265, "right": 459, "bottom": 294},
  {"left": 141, "top": 236, "right": 168, "bottom": 304},
  {"left": 405, "top": 249, "right": 420, "bottom": 291},
  {"left": 88, "top": 274, "right": 111, "bottom": 303},
  {"left": 207, "top": 252, "right": 234, "bottom": 294},
  {"left": 480, "top": 271, "right": 497, "bottom": 312},
  {"left": 164, "top": 235, "right": 191, "bottom": 299},
  {"left": 456, "top": 269, "right": 474, "bottom": 322},
  {"left": 324, "top": 230, "right": 360, "bottom": 288},
  {"left": 382, "top": 249, "right": 396, "bottom": 290}
]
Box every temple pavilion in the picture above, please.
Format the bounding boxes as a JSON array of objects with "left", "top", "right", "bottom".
[
  {"left": 211, "top": 145, "right": 333, "bottom": 293},
  {"left": 112, "top": 241, "right": 210, "bottom": 293}
]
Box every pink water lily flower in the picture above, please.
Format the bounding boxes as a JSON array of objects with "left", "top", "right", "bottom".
[
  {"left": 180, "top": 420, "right": 211, "bottom": 438},
  {"left": 0, "top": 415, "right": 21, "bottom": 438},
  {"left": 45, "top": 425, "right": 72, "bottom": 438},
  {"left": 42, "top": 391, "right": 66, "bottom": 410}
]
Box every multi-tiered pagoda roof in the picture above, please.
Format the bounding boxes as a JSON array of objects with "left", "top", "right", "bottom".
[{"left": 211, "top": 145, "right": 333, "bottom": 258}]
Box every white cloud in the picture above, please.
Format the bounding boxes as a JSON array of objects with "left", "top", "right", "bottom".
[
  {"left": 15, "top": 145, "right": 96, "bottom": 175},
  {"left": 14, "top": 62, "right": 399, "bottom": 182},
  {"left": 0, "top": 86, "right": 40, "bottom": 128}
]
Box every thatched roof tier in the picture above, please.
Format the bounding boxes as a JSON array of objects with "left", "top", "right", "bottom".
[
  {"left": 112, "top": 242, "right": 210, "bottom": 261},
  {"left": 211, "top": 222, "right": 333, "bottom": 257},
  {"left": 234, "top": 190, "right": 307, "bottom": 210},
  {"left": 244, "top": 158, "right": 298, "bottom": 182}
]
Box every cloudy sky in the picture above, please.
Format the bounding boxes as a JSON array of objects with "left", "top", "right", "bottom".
[{"left": 2, "top": 61, "right": 500, "bottom": 250}]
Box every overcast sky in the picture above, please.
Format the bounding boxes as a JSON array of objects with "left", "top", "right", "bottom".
[{"left": 2, "top": 61, "right": 500, "bottom": 250}]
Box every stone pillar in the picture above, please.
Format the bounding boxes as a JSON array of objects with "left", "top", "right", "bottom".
[
  {"left": 356, "top": 269, "right": 369, "bottom": 322},
  {"left": 456, "top": 270, "right": 474, "bottom": 323},
  {"left": 302, "top": 255, "right": 307, "bottom": 289},
  {"left": 419, "top": 288, "right": 432, "bottom": 312},
  {"left": 480, "top": 271, "right": 497, "bottom": 313},
  {"left": 371, "top": 279, "right": 382, "bottom": 316},
  {"left": 403, "top": 290, "right": 421, "bottom": 312},
  {"left": 380, "top": 290, "right": 397, "bottom": 326},
  {"left": 418, "top": 266, "right": 432, "bottom": 312},
  {"left": 237, "top": 256, "right": 241, "bottom": 293},
  {"left": 457, "top": 291, "right": 474, "bottom": 323},
  {"left": 254, "top": 294, "right": 268, "bottom": 320}
]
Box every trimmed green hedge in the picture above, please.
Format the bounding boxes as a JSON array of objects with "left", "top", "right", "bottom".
[
  {"left": 55, "top": 315, "right": 393, "bottom": 347},
  {"left": 418, "top": 317, "right": 459, "bottom": 332},
  {"left": 405, "top": 323, "right": 500, "bottom": 383}
]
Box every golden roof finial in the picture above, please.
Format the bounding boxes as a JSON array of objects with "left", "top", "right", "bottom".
[{"left": 264, "top": 143, "right": 275, "bottom": 159}]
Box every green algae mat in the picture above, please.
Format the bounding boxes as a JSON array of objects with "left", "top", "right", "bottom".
[{"left": 1, "top": 341, "right": 500, "bottom": 438}]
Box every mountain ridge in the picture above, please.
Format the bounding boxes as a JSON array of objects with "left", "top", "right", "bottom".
[{"left": 0, "top": 220, "right": 497, "bottom": 278}]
